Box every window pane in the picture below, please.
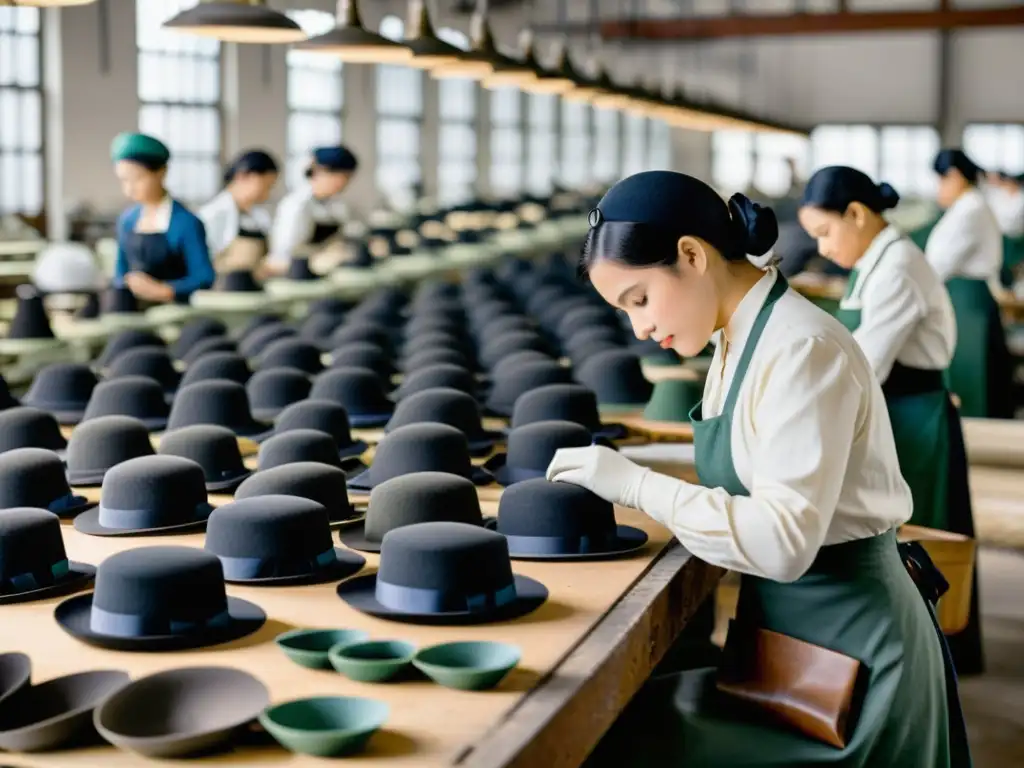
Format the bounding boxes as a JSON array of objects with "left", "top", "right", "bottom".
[
  {"left": 711, "top": 131, "right": 754, "bottom": 192},
  {"left": 490, "top": 89, "right": 522, "bottom": 198},
  {"left": 560, "top": 100, "right": 590, "bottom": 188},
  {"left": 879, "top": 126, "right": 939, "bottom": 198},
  {"left": 647, "top": 120, "right": 672, "bottom": 172},
  {"left": 964, "top": 124, "right": 1024, "bottom": 176},
  {"left": 811, "top": 124, "right": 879, "bottom": 178},
  {"left": 593, "top": 108, "right": 620, "bottom": 183},
  {"left": 752, "top": 132, "right": 809, "bottom": 198},
  {"left": 376, "top": 16, "right": 423, "bottom": 209},
  {"left": 623, "top": 114, "right": 648, "bottom": 177},
  {"left": 0, "top": 5, "right": 42, "bottom": 217}
]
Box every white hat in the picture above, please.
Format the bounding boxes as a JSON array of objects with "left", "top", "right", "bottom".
[{"left": 32, "top": 243, "right": 102, "bottom": 294}]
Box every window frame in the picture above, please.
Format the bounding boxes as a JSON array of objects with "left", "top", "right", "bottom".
[
  {"left": 526, "top": 92, "right": 558, "bottom": 197},
  {"left": 963, "top": 122, "right": 1024, "bottom": 177},
  {"left": 489, "top": 86, "right": 524, "bottom": 198},
  {"left": 375, "top": 14, "right": 424, "bottom": 210},
  {"left": 435, "top": 27, "right": 478, "bottom": 207},
  {"left": 559, "top": 98, "right": 591, "bottom": 189}
]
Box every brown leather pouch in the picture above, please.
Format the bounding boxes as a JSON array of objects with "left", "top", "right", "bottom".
[{"left": 715, "top": 623, "right": 867, "bottom": 748}]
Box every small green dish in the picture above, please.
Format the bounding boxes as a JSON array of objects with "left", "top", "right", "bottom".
[
  {"left": 413, "top": 641, "right": 521, "bottom": 690},
  {"left": 259, "top": 696, "right": 388, "bottom": 757},
  {"left": 275, "top": 628, "right": 370, "bottom": 669},
  {"left": 328, "top": 640, "right": 416, "bottom": 683}
]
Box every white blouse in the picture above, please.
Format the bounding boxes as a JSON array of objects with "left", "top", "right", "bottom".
[
  {"left": 198, "top": 189, "right": 272, "bottom": 256},
  {"left": 636, "top": 269, "right": 912, "bottom": 583},
  {"left": 925, "top": 187, "right": 1003, "bottom": 283},
  {"left": 268, "top": 187, "right": 348, "bottom": 267},
  {"left": 985, "top": 185, "right": 1024, "bottom": 238},
  {"left": 842, "top": 225, "right": 957, "bottom": 381}
]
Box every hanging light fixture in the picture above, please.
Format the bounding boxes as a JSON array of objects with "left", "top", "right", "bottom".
[
  {"left": 560, "top": 56, "right": 605, "bottom": 103},
  {"left": 162, "top": 0, "right": 305, "bottom": 43},
  {"left": 430, "top": 0, "right": 518, "bottom": 82},
  {"left": 402, "top": 0, "right": 463, "bottom": 69},
  {"left": 293, "top": 0, "right": 413, "bottom": 63},
  {"left": 518, "top": 33, "right": 575, "bottom": 95}
]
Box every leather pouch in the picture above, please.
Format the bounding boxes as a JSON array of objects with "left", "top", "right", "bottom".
[{"left": 715, "top": 622, "right": 866, "bottom": 748}]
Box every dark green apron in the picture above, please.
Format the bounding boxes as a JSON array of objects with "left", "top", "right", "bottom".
[{"left": 586, "top": 273, "right": 971, "bottom": 767}]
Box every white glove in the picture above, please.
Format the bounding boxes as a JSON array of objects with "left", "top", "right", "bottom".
[{"left": 545, "top": 445, "right": 650, "bottom": 510}]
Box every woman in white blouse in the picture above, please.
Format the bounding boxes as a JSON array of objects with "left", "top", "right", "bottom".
[
  {"left": 198, "top": 150, "right": 279, "bottom": 275},
  {"left": 926, "top": 148, "right": 1013, "bottom": 418},
  {"left": 548, "top": 171, "right": 969, "bottom": 767},
  {"left": 798, "top": 165, "right": 983, "bottom": 675},
  {"left": 984, "top": 171, "right": 1024, "bottom": 239}
]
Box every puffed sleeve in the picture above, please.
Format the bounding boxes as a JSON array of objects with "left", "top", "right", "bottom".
[{"left": 635, "top": 335, "right": 862, "bottom": 582}]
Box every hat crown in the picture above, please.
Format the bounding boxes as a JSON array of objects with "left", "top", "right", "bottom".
[
  {"left": 366, "top": 472, "right": 481, "bottom": 542},
  {"left": 492, "top": 350, "right": 555, "bottom": 376},
  {"left": 25, "top": 363, "right": 98, "bottom": 406},
  {"left": 488, "top": 360, "right": 572, "bottom": 414},
  {"left": 167, "top": 380, "right": 260, "bottom": 432},
  {"left": 238, "top": 323, "right": 295, "bottom": 359},
  {"left": 91, "top": 546, "right": 228, "bottom": 624},
  {"left": 180, "top": 352, "right": 251, "bottom": 387},
  {"left": 238, "top": 313, "right": 284, "bottom": 341},
  {"left": 274, "top": 399, "right": 352, "bottom": 443},
  {"left": 8, "top": 289, "right": 55, "bottom": 340},
  {"left": 477, "top": 314, "right": 531, "bottom": 338},
  {"left": 328, "top": 322, "right": 392, "bottom": 351},
  {"left": 299, "top": 311, "right": 345, "bottom": 344},
  {"left": 371, "top": 423, "right": 473, "bottom": 483},
  {"left": 83, "top": 376, "right": 169, "bottom": 425},
  {"left": 170, "top": 317, "right": 227, "bottom": 359},
  {"left": 158, "top": 425, "right": 245, "bottom": 479},
  {"left": 378, "top": 522, "right": 514, "bottom": 594},
  {"left": 107, "top": 347, "right": 177, "bottom": 384},
  {"left": 100, "top": 455, "right": 208, "bottom": 527},
  {"left": 0, "top": 508, "right": 67, "bottom": 585},
  {"left": 556, "top": 305, "right": 618, "bottom": 340},
  {"left": 396, "top": 364, "right": 474, "bottom": 400},
  {"left": 387, "top": 387, "right": 482, "bottom": 436},
  {"left": 205, "top": 495, "right": 333, "bottom": 559},
  {"left": 246, "top": 367, "right": 311, "bottom": 413},
  {"left": 99, "top": 329, "right": 165, "bottom": 368},
  {"left": 180, "top": 336, "right": 237, "bottom": 366},
  {"left": 511, "top": 384, "right": 600, "bottom": 431},
  {"left": 577, "top": 349, "right": 653, "bottom": 405},
  {"left": 328, "top": 342, "right": 391, "bottom": 374},
  {"left": 258, "top": 338, "right": 323, "bottom": 375},
  {"left": 497, "top": 479, "right": 615, "bottom": 538},
  {"left": 258, "top": 430, "right": 341, "bottom": 471},
  {"left": 234, "top": 461, "right": 352, "bottom": 520},
  {"left": 0, "top": 448, "right": 72, "bottom": 509},
  {"left": 403, "top": 347, "right": 469, "bottom": 372},
  {"left": 66, "top": 415, "right": 155, "bottom": 475},
  {"left": 506, "top": 420, "right": 592, "bottom": 470},
  {"left": 310, "top": 367, "right": 391, "bottom": 415},
  {"left": 0, "top": 407, "right": 65, "bottom": 453},
  {"left": 480, "top": 330, "right": 547, "bottom": 369}
]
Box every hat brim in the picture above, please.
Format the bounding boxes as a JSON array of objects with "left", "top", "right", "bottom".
[
  {"left": 54, "top": 593, "right": 266, "bottom": 652},
  {"left": 339, "top": 515, "right": 497, "bottom": 554},
  {"left": 329, "top": 511, "right": 366, "bottom": 531},
  {"left": 0, "top": 562, "right": 96, "bottom": 606},
  {"left": 503, "top": 525, "right": 649, "bottom": 562},
  {"left": 347, "top": 465, "right": 493, "bottom": 494},
  {"left": 205, "top": 468, "right": 252, "bottom": 494},
  {"left": 338, "top": 440, "right": 369, "bottom": 459},
  {"left": 72, "top": 502, "right": 214, "bottom": 537},
  {"left": 51, "top": 497, "right": 96, "bottom": 520},
  {"left": 335, "top": 572, "right": 547, "bottom": 626},
  {"left": 482, "top": 454, "right": 545, "bottom": 487},
  {"left": 347, "top": 413, "right": 393, "bottom": 429},
  {"left": 217, "top": 547, "right": 365, "bottom": 587}
]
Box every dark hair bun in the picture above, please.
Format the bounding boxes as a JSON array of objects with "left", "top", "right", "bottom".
[
  {"left": 876, "top": 182, "right": 900, "bottom": 211},
  {"left": 727, "top": 194, "right": 778, "bottom": 258}
]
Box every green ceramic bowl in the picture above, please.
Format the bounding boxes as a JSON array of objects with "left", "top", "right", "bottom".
[
  {"left": 328, "top": 640, "right": 416, "bottom": 683},
  {"left": 413, "top": 641, "right": 521, "bottom": 690},
  {"left": 259, "top": 696, "right": 388, "bottom": 757},
  {"left": 275, "top": 629, "right": 370, "bottom": 670}
]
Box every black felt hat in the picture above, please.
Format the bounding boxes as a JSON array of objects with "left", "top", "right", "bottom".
[
  {"left": 496, "top": 479, "right": 647, "bottom": 560},
  {"left": 74, "top": 455, "right": 213, "bottom": 536},
  {"left": 75, "top": 291, "right": 100, "bottom": 320},
  {"left": 106, "top": 347, "right": 181, "bottom": 394},
  {"left": 98, "top": 329, "right": 165, "bottom": 369},
  {"left": 336, "top": 522, "right": 547, "bottom": 625},
  {"left": 403, "top": 314, "right": 464, "bottom": 341},
  {"left": 166, "top": 380, "right": 273, "bottom": 441},
  {"left": 245, "top": 367, "right": 312, "bottom": 422},
  {"left": 65, "top": 416, "right": 156, "bottom": 487},
  {"left": 102, "top": 285, "right": 141, "bottom": 315},
  {"left": 286, "top": 257, "right": 318, "bottom": 282},
  {"left": 384, "top": 388, "right": 499, "bottom": 456},
  {"left": 347, "top": 423, "right": 492, "bottom": 492},
  {"left": 467, "top": 301, "right": 520, "bottom": 331},
  {"left": 204, "top": 496, "right": 364, "bottom": 585},
  {"left": 327, "top": 342, "right": 394, "bottom": 378},
  {"left": 400, "top": 331, "right": 472, "bottom": 363},
  {"left": 307, "top": 297, "right": 354, "bottom": 317},
  {"left": 510, "top": 383, "right": 625, "bottom": 440},
  {"left": 401, "top": 346, "right": 471, "bottom": 373},
  {"left": 7, "top": 286, "right": 54, "bottom": 340},
  {"left": 258, "top": 338, "right": 323, "bottom": 375},
  {"left": 170, "top": 317, "right": 227, "bottom": 361},
  {"left": 157, "top": 425, "right": 251, "bottom": 493},
  {"left": 179, "top": 351, "right": 252, "bottom": 388},
  {"left": 576, "top": 349, "right": 654, "bottom": 410},
  {"left": 0, "top": 407, "right": 66, "bottom": 455},
  {"left": 257, "top": 429, "right": 344, "bottom": 472},
  {"left": 555, "top": 305, "right": 620, "bottom": 342},
  {"left": 484, "top": 358, "right": 572, "bottom": 417},
  {"left": 216, "top": 269, "right": 262, "bottom": 293},
  {"left": 22, "top": 363, "right": 99, "bottom": 425},
  {"left": 272, "top": 399, "right": 367, "bottom": 459},
  {"left": 54, "top": 546, "right": 266, "bottom": 651},
  {"left": 0, "top": 448, "right": 92, "bottom": 517},
  {"left": 81, "top": 377, "right": 170, "bottom": 431},
  {"left": 0, "top": 509, "right": 95, "bottom": 605},
  {"left": 327, "top": 321, "right": 394, "bottom": 355},
  {"left": 340, "top": 472, "right": 489, "bottom": 553},
  {"left": 234, "top": 462, "right": 357, "bottom": 524},
  {"left": 412, "top": 280, "right": 460, "bottom": 305},
  {"left": 237, "top": 323, "right": 297, "bottom": 360},
  {"left": 479, "top": 330, "right": 550, "bottom": 371},
  {"left": 475, "top": 314, "right": 534, "bottom": 340},
  {"left": 0, "top": 373, "right": 19, "bottom": 411},
  {"left": 233, "top": 312, "right": 284, "bottom": 342},
  {"left": 309, "top": 367, "right": 393, "bottom": 428},
  {"left": 393, "top": 363, "right": 477, "bottom": 402},
  {"left": 485, "top": 420, "right": 596, "bottom": 486},
  {"left": 564, "top": 327, "right": 624, "bottom": 368},
  {"left": 180, "top": 335, "right": 238, "bottom": 366},
  {"left": 299, "top": 312, "right": 346, "bottom": 347}
]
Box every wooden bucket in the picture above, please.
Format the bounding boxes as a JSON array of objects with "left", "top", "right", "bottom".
[{"left": 897, "top": 524, "right": 976, "bottom": 635}]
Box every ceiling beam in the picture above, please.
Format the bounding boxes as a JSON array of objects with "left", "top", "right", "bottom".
[{"left": 597, "top": 7, "right": 1024, "bottom": 41}]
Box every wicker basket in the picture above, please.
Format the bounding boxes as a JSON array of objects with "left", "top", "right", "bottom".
[{"left": 897, "top": 525, "right": 977, "bottom": 635}]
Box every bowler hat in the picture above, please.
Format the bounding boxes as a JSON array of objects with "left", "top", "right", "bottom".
[
  {"left": 401, "top": 346, "right": 470, "bottom": 373},
  {"left": 393, "top": 363, "right": 477, "bottom": 402},
  {"left": 484, "top": 358, "right": 572, "bottom": 417},
  {"left": 105, "top": 347, "right": 180, "bottom": 394},
  {"left": 238, "top": 323, "right": 297, "bottom": 359},
  {"left": 309, "top": 367, "right": 393, "bottom": 428},
  {"left": 7, "top": 287, "right": 54, "bottom": 340},
  {"left": 576, "top": 349, "right": 654, "bottom": 411},
  {"left": 97, "top": 329, "right": 165, "bottom": 369},
  {"left": 0, "top": 407, "right": 66, "bottom": 455},
  {"left": 0, "top": 448, "right": 92, "bottom": 517},
  {"left": 485, "top": 420, "right": 597, "bottom": 486},
  {"left": 246, "top": 367, "right": 312, "bottom": 422},
  {"left": 180, "top": 336, "right": 238, "bottom": 366},
  {"left": 179, "top": 351, "right": 252, "bottom": 388},
  {"left": 336, "top": 522, "right": 547, "bottom": 625},
  {"left": 73, "top": 455, "right": 214, "bottom": 536},
  {"left": 328, "top": 322, "right": 393, "bottom": 354},
  {"left": 204, "top": 496, "right": 364, "bottom": 585},
  {"left": 258, "top": 338, "right": 323, "bottom": 375},
  {"left": 167, "top": 380, "right": 273, "bottom": 441},
  {"left": 496, "top": 479, "right": 647, "bottom": 560},
  {"left": 555, "top": 305, "right": 620, "bottom": 343},
  {"left": 22, "top": 363, "right": 99, "bottom": 424},
  {"left": 299, "top": 312, "right": 346, "bottom": 347},
  {"left": 479, "top": 332, "right": 550, "bottom": 371},
  {"left": 65, "top": 416, "right": 156, "bottom": 487},
  {"left": 54, "top": 546, "right": 266, "bottom": 651},
  {"left": 272, "top": 399, "right": 368, "bottom": 459},
  {"left": 81, "top": 376, "right": 170, "bottom": 431},
  {"left": 510, "top": 383, "right": 625, "bottom": 440},
  {"left": 234, "top": 313, "right": 283, "bottom": 342},
  {"left": 384, "top": 388, "right": 499, "bottom": 456},
  {"left": 157, "top": 425, "right": 251, "bottom": 493},
  {"left": 170, "top": 317, "right": 227, "bottom": 361},
  {"left": 327, "top": 342, "right": 394, "bottom": 379},
  {"left": 234, "top": 462, "right": 357, "bottom": 524},
  {"left": 257, "top": 430, "right": 343, "bottom": 472},
  {"left": 0, "top": 509, "right": 95, "bottom": 605}
]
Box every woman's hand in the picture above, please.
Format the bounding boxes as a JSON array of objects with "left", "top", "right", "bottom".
[
  {"left": 546, "top": 445, "right": 650, "bottom": 510},
  {"left": 125, "top": 272, "right": 173, "bottom": 302}
]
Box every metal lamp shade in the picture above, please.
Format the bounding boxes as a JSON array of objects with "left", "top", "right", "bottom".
[{"left": 162, "top": 2, "right": 306, "bottom": 44}]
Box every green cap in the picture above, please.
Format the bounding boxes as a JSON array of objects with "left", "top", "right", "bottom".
[{"left": 110, "top": 132, "right": 170, "bottom": 167}]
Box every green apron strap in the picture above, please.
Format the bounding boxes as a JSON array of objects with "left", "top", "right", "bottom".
[{"left": 721, "top": 273, "right": 789, "bottom": 415}]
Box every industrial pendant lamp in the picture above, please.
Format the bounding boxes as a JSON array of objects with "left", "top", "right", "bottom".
[
  {"left": 293, "top": 0, "right": 413, "bottom": 64},
  {"left": 558, "top": 56, "right": 603, "bottom": 103},
  {"left": 162, "top": 0, "right": 305, "bottom": 44},
  {"left": 518, "top": 34, "right": 575, "bottom": 95},
  {"left": 429, "top": 0, "right": 497, "bottom": 81},
  {"left": 402, "top": 0, "right": 463, "bottom": 70}
]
